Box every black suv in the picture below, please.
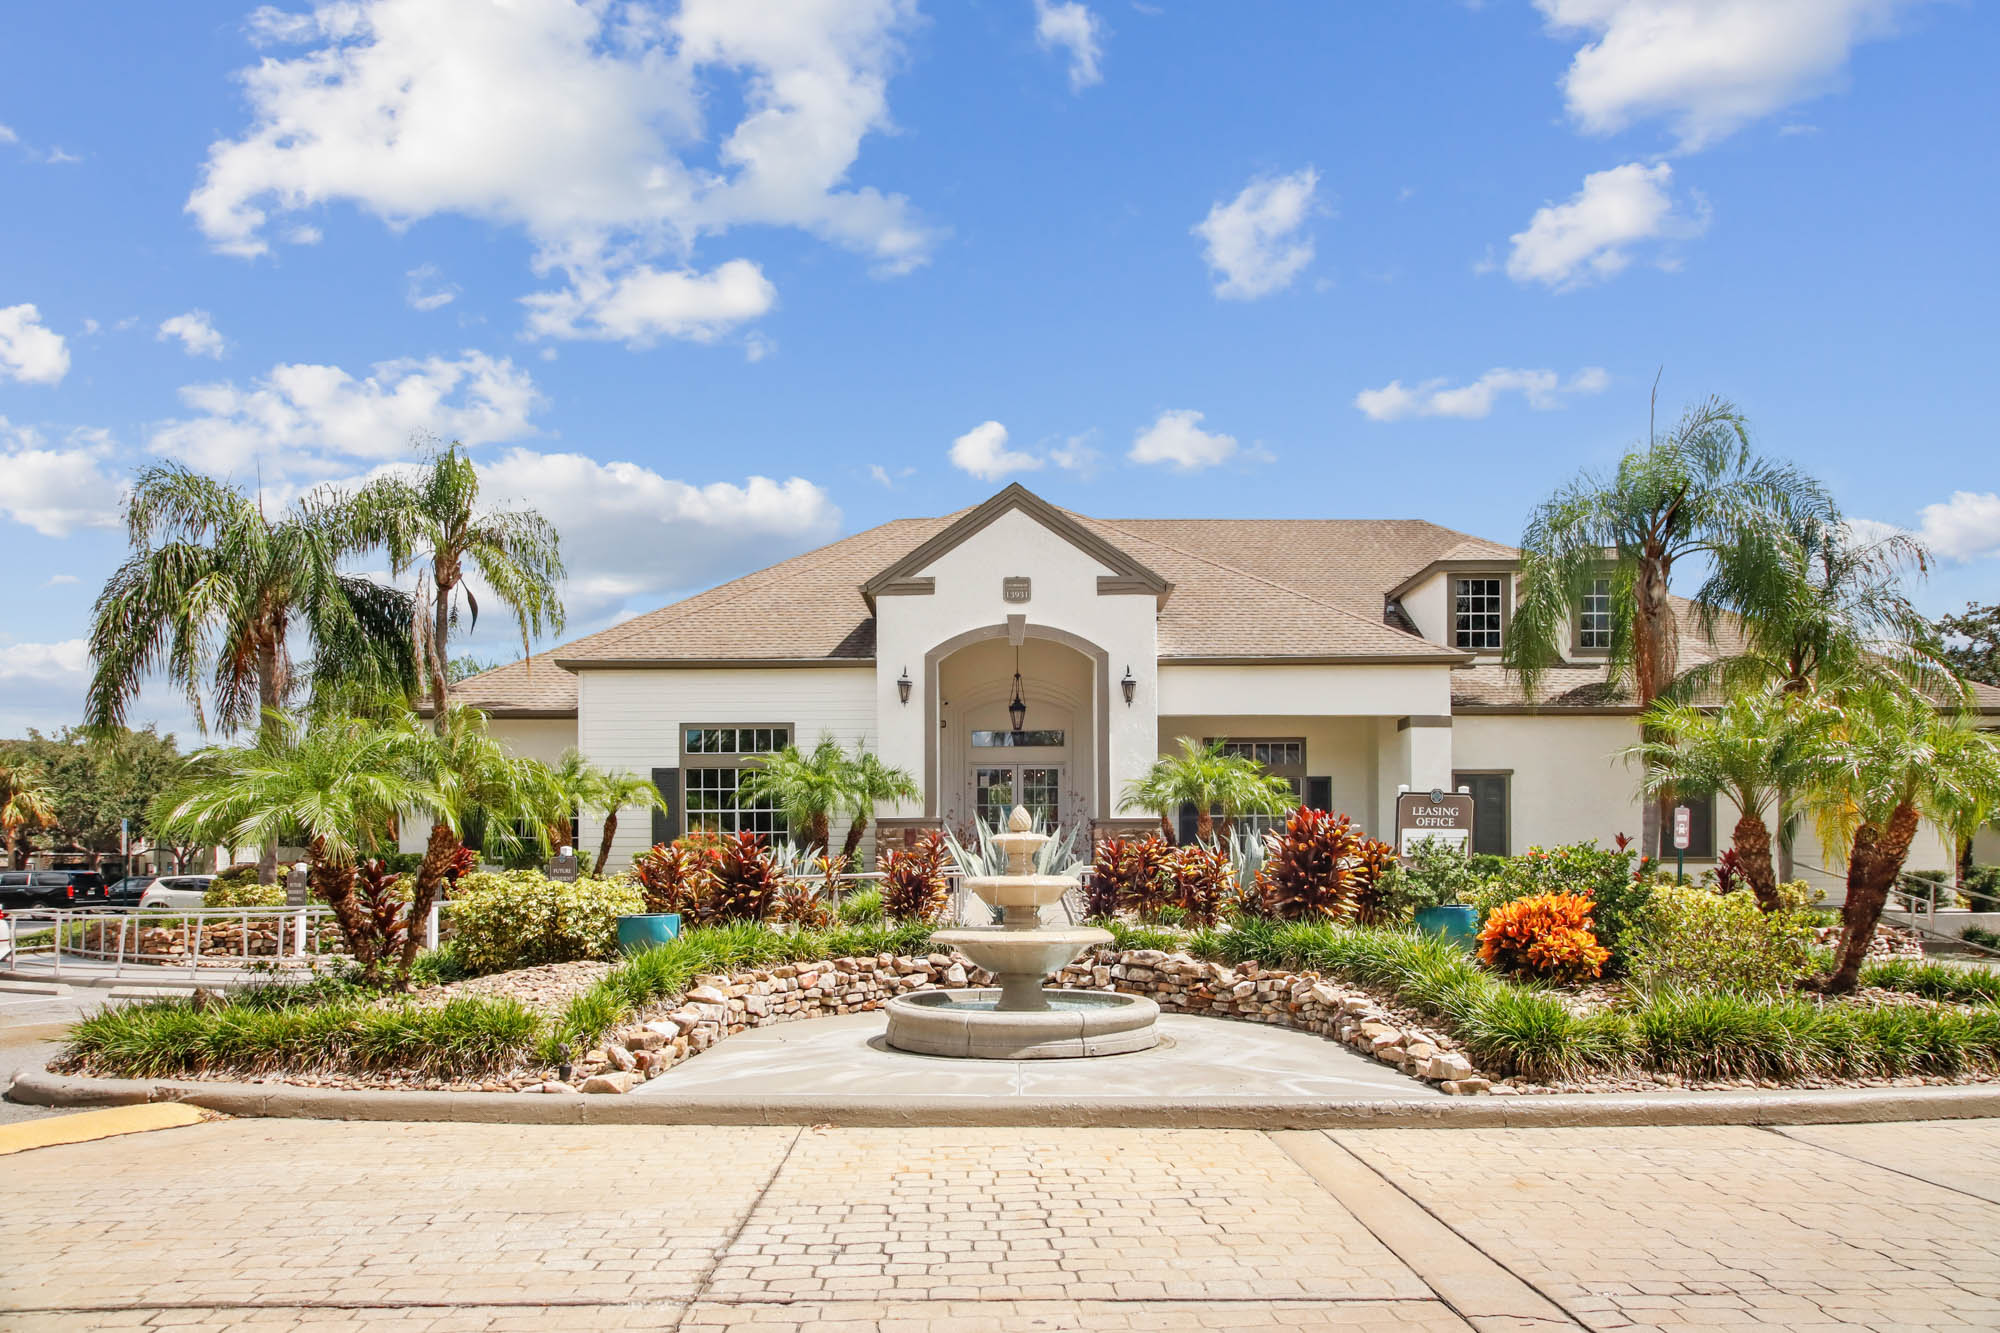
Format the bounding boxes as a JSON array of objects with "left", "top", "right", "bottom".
[{"left": 0, "top": 869, "right": 112, "bottom": 909}]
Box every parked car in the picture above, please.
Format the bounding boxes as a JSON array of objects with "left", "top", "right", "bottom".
[
  {"left": 0, "top": 869, "right": 112, "bottom": 909},
  {"left": 107, "top": 874, "right": 157, "bottom": 907},
  {"left": 137, "top": 874, "right": 217, "bottom": 910}
]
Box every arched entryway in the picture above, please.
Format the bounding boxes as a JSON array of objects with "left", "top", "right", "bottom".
[{"left": 925, "top": 626, "right": 1109, "bottom": 834}]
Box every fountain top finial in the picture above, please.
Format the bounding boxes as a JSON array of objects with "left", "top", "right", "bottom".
[{"left": 1007, "top": 805, "right": 1033, "bottom": 834}]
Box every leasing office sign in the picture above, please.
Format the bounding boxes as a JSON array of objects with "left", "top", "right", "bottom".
[{"left": 1395, "top": 788, "right": 1474, "bottom": 856}]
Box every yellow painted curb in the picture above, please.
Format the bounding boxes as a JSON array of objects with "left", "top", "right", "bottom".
[{"left": 0, "top": 1103, "right": 207, "bottom": 1155}]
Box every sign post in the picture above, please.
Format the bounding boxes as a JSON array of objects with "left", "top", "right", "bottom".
[
  {"left": 284, "top": 862, "right": 310, "bottom": 959},
  {"left": 1394, "top": 787, "right": 1476, "bottom": 857},
  {"left": 547, "top": 846, "right": 580, "bottom": 884},
  {"left": 1672, "top": 805, "right": 1691, "bottom": 883}
]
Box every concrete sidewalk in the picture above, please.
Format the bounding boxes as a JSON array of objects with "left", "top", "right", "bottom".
[{"left": 3, "top": 1117, "right": 1997, "bottom": 1330}]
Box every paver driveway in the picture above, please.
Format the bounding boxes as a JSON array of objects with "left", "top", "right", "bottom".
[{"left": 3, "top": 1116, "right": 1997, "bottom": 1331}]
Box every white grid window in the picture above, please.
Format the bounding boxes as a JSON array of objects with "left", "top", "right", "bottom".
[
  {"left": 1454, "top": 577, "right": 1504, "bottom": 651},
  {"left": 1579, "top": 577, "right": 1613, "bottom": 650},
  {"left": 681, "top": 725, "right": 790, "bottom": 837}
]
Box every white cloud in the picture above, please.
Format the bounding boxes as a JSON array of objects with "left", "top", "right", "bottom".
[
  {"left": 472, "top": 448, "right": 841, "bottom": 621},
  {"left": 1034, "top": 0, "right": 1104, "bottom": 91},
  {"left": 0, "top": 638, "right": 89, "bottom": 684},
  {"left": 522, "top": 259, "right": 776, "bottom": 345},
  {"left": 44, "top": 147, "right": 81, "bottom": 165},
  {"left": 1355, "top": 367, "right": 1610, "bottom": 422},
  {"left": 43, "top": 574, "right": 80, "bottom": 587},
  {"left": 1863, "top": 492, "right": 2000, "bottom": 564},
  {"left": 405, "top": 264, "right": 459, "bottom": 312},
  {"left": 0, "top": 304, "right": 71, "bottom": 384},
  {"left": 0, "top": 418, "right": 126, "bottom": 537},
  {"left": 949, "top": 421, "right": 1043, "bottom": 482},
  {"left": 1505, "top": 162, "right": 1707, "bottom": 288},
  {"left": 157, "top": 310, "right": 227, "bottom": 358},
  {"left": 1128, "top": 409, "right": 1237, "bottom": 471},
  {"left": 1193, "top": 167, "right": 1319, "bottom": 300},
  {"left": 187, "top": 0, "right": 932, "bottom": 341},
  {"left": 150, "top": 351, "right": 543, "bottom": 476},
  {"left": 869, "top": 463, "right": 914, "bottom": 488},
  {"left": 1049, "top": 433, "right": 1101, "bottom": 478},
  {"left": 0, "top": 125, "right": 15, "bottom": 145},
  {"left": 1536, "top": 0, "right": 1918, "bottom": 153}
]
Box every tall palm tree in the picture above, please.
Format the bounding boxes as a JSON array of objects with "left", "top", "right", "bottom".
[
  {"left": 839, "top": 751, "right": 921, "bottom": 862},
  {"left": 1800, "top": 681, "right": 2000, "bottom": 993},
  {"left": 394, "top": 705, "right": 562, "bottom": 977},
  {"left": 0, "top": 761, "right": 56, "bottom": 868},
  {"left": 353, "top": 443, "right": 565, "bottom": 719},
  {"left": 1506, "top": 396, "right": 1835, "bottom": 853},
  {"left": 736, "top": 735, "right": 852, "bottom": 853},
  {"left": 1626, "top": 689, "right": 1834, "bottom": 911},
  {"left": 87, "top": 464, "right": 417, "bottom": 879},
  {"left": 150, "top": 712, "right": 447, "bottom": 980},
  {"left": 547, "top": 750, "right": 670, "bottom": 876},
  {"left": 1121, "top": 737, "right": 1295, "bottom": 843}
]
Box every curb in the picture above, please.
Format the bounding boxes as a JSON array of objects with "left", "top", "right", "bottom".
[{"left": 13, "top": 1064, "right": 2000, "bottom": 1129}]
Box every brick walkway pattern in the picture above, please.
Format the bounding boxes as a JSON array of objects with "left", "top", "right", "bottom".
[{"left": 4, "top": 1117, "right": 1998, "bottom": 1331}]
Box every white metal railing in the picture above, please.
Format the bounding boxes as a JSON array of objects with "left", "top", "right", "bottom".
[{"left": 1, "top": 905, "right": 346, "bottom": 981}]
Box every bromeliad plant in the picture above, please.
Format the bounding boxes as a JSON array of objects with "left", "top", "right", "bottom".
[
  {"left": 1254, "top": 807, "right": 1367, "bottom": 924},
  {"left": 879, "top": 830, "right": 950, "bottom": 923}
]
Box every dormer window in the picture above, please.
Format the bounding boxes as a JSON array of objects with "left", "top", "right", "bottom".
[
  {"left": 1453, "top": 576, "right": 1504, "bottom": 651},
  {"left": 1576, "top": 577, "right": 1613, "bottom": 652}
]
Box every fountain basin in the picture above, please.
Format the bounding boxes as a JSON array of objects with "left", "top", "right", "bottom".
[
  {"left": 883, "top": 988, "right": 1161, "bottom": 1059},
  {"left": 931, "top": 925, "right": 1111, "bottom": 1007}
]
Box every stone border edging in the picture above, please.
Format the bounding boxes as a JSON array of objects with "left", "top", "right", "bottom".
[{"left": 13, "top": 1062, "right": 2000, "bottom": 1128}]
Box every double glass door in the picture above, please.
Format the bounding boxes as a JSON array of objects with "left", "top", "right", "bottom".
[{"left": 973, "top": 765, "right": 1062, "bottom": 829}]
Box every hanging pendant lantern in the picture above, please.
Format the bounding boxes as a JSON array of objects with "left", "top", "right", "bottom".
[{"left": 1009, "top": 645, "right": 1027, "bottom": 734}]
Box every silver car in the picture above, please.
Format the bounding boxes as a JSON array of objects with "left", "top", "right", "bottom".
[{"left": 137, "top": 874, "right": 217, "bottom": 910}]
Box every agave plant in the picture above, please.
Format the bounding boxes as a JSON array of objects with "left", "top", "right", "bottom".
[{"left": 1255, "top": 806, "right": 1363, "bottom": 924}]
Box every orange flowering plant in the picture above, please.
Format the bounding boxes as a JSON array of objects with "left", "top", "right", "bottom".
[{"left": 1477, "top": 890, "right": 1611, "bottom": 983}]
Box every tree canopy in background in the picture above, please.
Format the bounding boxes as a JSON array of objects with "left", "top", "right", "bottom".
[
  {"left": 1927, "top": 601, "right": 2000, "bottom": 688},
  {"left": 0, "top": 726, "right": 184, "bottom": 861}
]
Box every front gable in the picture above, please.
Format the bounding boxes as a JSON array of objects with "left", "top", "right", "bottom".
[{"left": 861, "top": 483, "right": 1172, "bottom": 610}]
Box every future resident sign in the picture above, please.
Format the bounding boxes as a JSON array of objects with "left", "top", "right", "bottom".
[{"left": 1395, "top": 788, "right": 1475, "bottom": 856}]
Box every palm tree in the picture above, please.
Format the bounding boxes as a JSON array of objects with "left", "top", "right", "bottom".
[
  {"left": 1800, "top": 681, "right": 2000, "bottom": 993},
  {"left": 547, "top": 751, "right": 669, "bottom": 876},
  {"left": 354, "top": 443, "right": 564, "bottom": 719},
  {"left": 393, "top": 705, "right": 562, "bottom": 977},
  {"left": 1676, "top": 515, "right": 1952, "bottom": 878},
  {"left": 0, "top": 761, "right": 56, "bottom": 868},
  {"left": 87, "top": 464, "right": 417, "bottom": 879},
  {"left": 839, "top": 751, "right": 921, "bottom": 862},
  {"left": 1626, "top": 689, "right": 1834, "bottom": 911},
  {"left": 150, "top": 712, "right": 447, "bottom": 980},
  {"left": 1505, "top": 395, "right": 1835, "bottom": 853},
  {"left": 1121, "top": 737, "right": 1295, "bottom": 843},
  {"left": 736, "top": 735, "right": 852, "bottom": 853}
]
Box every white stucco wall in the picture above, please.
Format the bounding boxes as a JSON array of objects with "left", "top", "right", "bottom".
[
  {"left": 874, "top": 506, "right": 1159, "bottom": 820},
  {"left": 576, "top": 666, "right": 877, "bottom": 869},
  {"left": 1156, "top": 663, "right": 1452, "bottom": 719},
  {"left": 486, "top": 717, "right": 579, "bottom": 766},
  {"left": 1451, "top": 714, "right": 1644, "bottom": 854}
]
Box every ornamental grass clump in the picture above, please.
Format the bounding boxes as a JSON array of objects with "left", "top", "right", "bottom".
[
  {"left": 1478, "top": 892, "right": 1610, "bottom": 983},
  {"left": 1858, "top": 959, "right": 2000, "bottom": 1006},
  {"left": 878, "top": 830, "right": 949, "bottom": 923}
]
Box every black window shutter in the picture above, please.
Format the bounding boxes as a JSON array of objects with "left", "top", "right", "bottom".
[
  {"left": 1454, "top": 772, "right": 1509, "bottom": 857},
  {"left": 1175, "top": 802, "right": 1198, "bottom": 845},
  {"left": 1305, "top": 776, "right": 1333, "bottom": 812},
  {"left": 651, "top": 768, "right": 682, "bottom": 846}
]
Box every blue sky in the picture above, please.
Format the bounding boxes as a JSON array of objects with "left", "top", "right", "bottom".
[{"left": 2, "top": 0, "right": 1995, "bottom": 738}]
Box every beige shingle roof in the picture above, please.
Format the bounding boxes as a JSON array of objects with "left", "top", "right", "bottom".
[{"left": 450, "top": 492, "right": 2000, "bottom": 718}]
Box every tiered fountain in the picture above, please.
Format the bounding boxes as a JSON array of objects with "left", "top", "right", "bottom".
[{"left": 883, "top": 806, "right": 1160, "bottom": 1058}]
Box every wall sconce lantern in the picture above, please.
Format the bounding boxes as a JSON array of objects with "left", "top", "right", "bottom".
[
  {"left": 1121, "top": 665, "right": 1137, "bottom": 705},
  {"left": 896, "top": 667, "right": 913, "bottom": 705}
]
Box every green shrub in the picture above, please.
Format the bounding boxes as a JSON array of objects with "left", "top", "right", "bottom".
[
  {"left": 836, "top": 885, "right": 885, "bottom": 925},
  {"left": 204, "top": 878, "right": 287, "bottom": 908},
  {"left": 1374, "top": 839, "right": 1483, "bottom": 920},
  {"left": 1961, "top": 924, "right": 2000, "bottom": 951},
  {"left": 1621, "top": 886, "right": 1817, "bottom": 997},
  {"left": 1467, "top": 841, "right": 1654, "bottom": 970},
  {"left": 1963, "top": 865, "right": 2000, "bottom": 913},
  {"left": 448, "top": 870, "right": 644, "bottom": 974},
  {"left": 408, "top": 941, "right": 475, "bottom": 988}
]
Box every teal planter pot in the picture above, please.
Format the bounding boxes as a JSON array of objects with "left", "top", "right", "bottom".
[
  {"left": 1413, "top": 905, "right": 1479, "bottom": 947},
  {"left": 617, "top": 913, "right": 682, "bottom": 954}
]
